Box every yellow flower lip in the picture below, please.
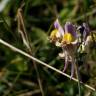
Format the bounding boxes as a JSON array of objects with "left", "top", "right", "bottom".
[
  {"left": 61, "top": 33, "right": 75, "bottom": 44},
  {"left": 49, "top": 29, "right": 76, "bottom": 45},
  {"left": 49, "top": 29, "right": 58, "bottom": 42}
]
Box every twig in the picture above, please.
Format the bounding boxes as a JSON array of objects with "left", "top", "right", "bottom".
[
  {"left": 17, "top": 8, "right": 44, "bottom": 96},
  {"left": 75, "top": 61, "right": 81, "bottom": 96},
  {"left": 0, "top": 38, "right": 95, "bottom": 91}
]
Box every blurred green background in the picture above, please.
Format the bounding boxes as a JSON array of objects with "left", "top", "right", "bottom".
[{"left": 0, "top": 0, "right": 96, "bottom": 96}]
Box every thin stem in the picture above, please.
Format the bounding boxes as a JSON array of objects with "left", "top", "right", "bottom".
[
  {"left": 17, "top": 8, "right": 44, "bottom": 96},
  {"left": 0, "top": 38, "right": 95, "bottom": 91},
  {"left": 75, "top": 60, "right": 81, "bottom": 96}
]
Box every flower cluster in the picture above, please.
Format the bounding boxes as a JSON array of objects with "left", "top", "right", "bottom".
[{"left": 49, "top": 19, "right": 91, "bottom": 79}]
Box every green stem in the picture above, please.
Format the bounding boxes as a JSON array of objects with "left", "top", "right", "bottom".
[{"left": 75, "top": 60, "right": 81, "bottom": 96}]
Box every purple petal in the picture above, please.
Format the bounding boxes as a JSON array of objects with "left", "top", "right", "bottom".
[
  {"left": 54, "top": 19, "right": 60, "bottom": 29},
  {"left": 64, "top": 22, "right": 77, "bottom": 38},
  {"left": 54, "top": 19, "right": 64, "bottom": 37},
  {"left": 83, "top": 23, "right": 90, "bottom": 39}
]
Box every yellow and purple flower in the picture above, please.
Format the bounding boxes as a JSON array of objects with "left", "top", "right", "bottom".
[
  {"left": 49, "top": 19, "right": 64, "bottom": 44},
  {"left": 49, "top": 19, "right": 91, "bottom": 79}
]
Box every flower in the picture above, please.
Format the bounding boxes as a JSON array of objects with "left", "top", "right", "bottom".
[
  {"left": 77, "top": 23, "right": 91, "bottom": 53},
  {"left": 49, "top": 19, "right": 91, "bottom": 79},
  {"left": 49, "top": 19, "right": 64, "bottom": 44},
  {"left": 49, "top": 19, "right": 77, "bottom": 79},
  {"left": 61, "top": 22, "right": 77, "bottom": 79},
  {"left": 77, "top": 23, "right": 90, "bottom": 41},
  {"left": 54, "top": 19, "right": 64, "bottom": 37},
  {"left": 61, "top": 22, "right": 77, "bottom": 45},
  {"left": 83, "top": 23, "right": 90, "bottom": 40},
  {"left": 64, "top": 22, "right": 77, "bottom": 38}
]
